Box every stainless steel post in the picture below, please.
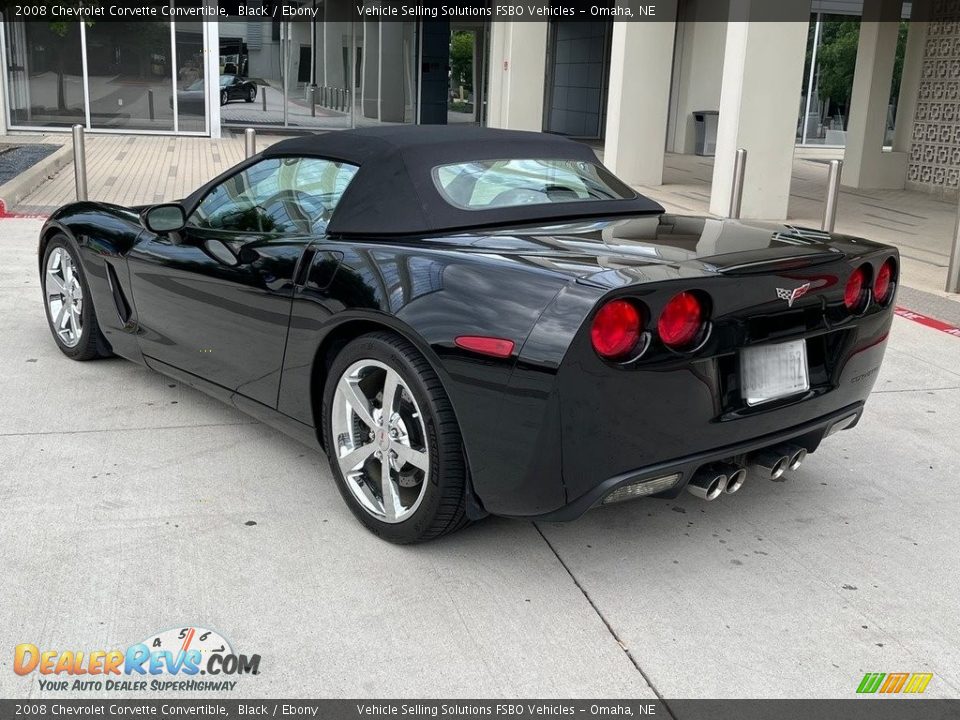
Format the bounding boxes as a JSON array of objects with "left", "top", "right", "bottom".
[
  {"left": 309, "top": 86, "right": 316, "bottom": 117},
  {"left": 822, "top": 159, "right": 843, "bottom": 233},
  {"left": 262, "top": 86, "right": 267, "bottom": 112},
  {"left": 947, "top": 195, "right": 960, "bottom": 293},
  {"left": 72, "top": 124, "right": 87, "bottom": 201},
  {"left": 244, "top": 127, "right": 256, "bottom": 158},
  {"left": 729, "top": 148, "right": 746, "bottom": 219}
]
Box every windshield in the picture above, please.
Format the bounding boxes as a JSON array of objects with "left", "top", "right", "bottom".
[
  {"left": 219, "top": 75, "right": 235, "bottom": 87},
  {"left": 432, "top": 159, "right": 634, "bottom": 211}
]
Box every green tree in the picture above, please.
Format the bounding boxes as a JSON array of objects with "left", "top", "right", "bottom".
[
  {"left": 449, "top": 31, "right": 474, "bottom": 95},
  {"left": 816, "top": 20, "right": 860, "bottom": 114}
]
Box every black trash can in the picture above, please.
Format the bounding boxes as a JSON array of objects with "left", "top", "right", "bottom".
[{"left": 693, "top": 110, "right": 719, "bottom": 156}]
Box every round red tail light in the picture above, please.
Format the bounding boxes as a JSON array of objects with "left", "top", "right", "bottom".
[
  {"left": 844, "top": 266, "right": 867, "bottom": 311},
  {"left": 658, "top": 291, "right": 705, "bottom": 349},
  {"left": 874, "top": 259, "right": 895, "bottom": 304},
  {"left": 591, "top": 299, "right": 641, "bottom": 360}
]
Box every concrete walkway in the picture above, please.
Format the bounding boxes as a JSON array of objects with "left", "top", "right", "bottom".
[
  {"left": 4, "top": 133, "right": 959, "bottom": 301},
  {"left": 1, "top": 217, "right": 959, "bottom": 700},
  {"left": 645, "top": 153, "right": 960, "bottom": 303}
]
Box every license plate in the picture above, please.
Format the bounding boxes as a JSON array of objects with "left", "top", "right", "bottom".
[{"left": 740, "top": 339, "right": 810, "bottom": 406}]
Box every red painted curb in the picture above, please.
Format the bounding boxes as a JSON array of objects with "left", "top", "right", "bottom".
[
  {"left": 0, "top": 201, "right": 48, "bottom": 220},
  {"left": 895, "top": 306, "right": 960, "bottom": 339}
]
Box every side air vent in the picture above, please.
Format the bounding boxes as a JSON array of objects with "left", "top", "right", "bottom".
[{"left": 105, "top": 261, "right": 132, "bottom": 325}]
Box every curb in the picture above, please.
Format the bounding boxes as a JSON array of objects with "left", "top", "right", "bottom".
[{"left": 0, "top": 142, "right": 74, "bottom": 212}]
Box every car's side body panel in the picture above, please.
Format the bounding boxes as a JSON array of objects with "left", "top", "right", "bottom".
[{"left": 126, "top": 226, "right": 310, "bottom": 408}]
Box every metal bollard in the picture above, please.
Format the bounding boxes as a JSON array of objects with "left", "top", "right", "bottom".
[
  {"left": 728, "top": 148, "right": 746, "bottom": 219},
  {"left": 148, "top": 89, "right": 155, "bottom": 120},
  {"left": 261, "top": 87, "right": 267, "bottom": 112},
  {"left": 308, "top": 86, "right": 316, "bottom": 117},
  {"left": 72, "top": 124, "right": 87, "bottom": 202},
  {"left": 947, "top": 195, "right": 960, "bottom": 293},
  {"left": 244, "top": 128, "right": 256, "bottom": 158},
  {"left": 821, "top": 159, "right": 843, "bottom": 233}
]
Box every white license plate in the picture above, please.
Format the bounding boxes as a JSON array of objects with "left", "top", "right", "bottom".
[{"left": 740, "top": 339, "right": 810, "bottom": 406}]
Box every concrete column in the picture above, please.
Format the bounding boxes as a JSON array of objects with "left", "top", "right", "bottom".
[
  {"left": 378, "top": 23, "right": 404, "bottom": 122},
  {"left": 486, "top": 21, "right": 547, "bottom": 131},
  {"left": 203, "top": 16, "right": 221, "bottom": 138},
  {"left": 361, "top": 21, "right": 379, "bottom": 119},
  {"left": 667, "top": 12, "right": 727, "bottom": 154},
  {"left": 892, "top": 0, "right": 931, "bottom": 153},
  {"left": 603, "top": 20, "right": 676, "bottom": 186},
  {"left": 0, "top": 21, "right": 7, "bottom": 136},
  {"left": 709, "top": 2, "right": 808, "bottom": 219},
  {"left": 842, "top": 0, "right": 908, "bottom": 189}
]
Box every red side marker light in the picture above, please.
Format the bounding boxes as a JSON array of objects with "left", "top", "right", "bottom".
[{"left": 455, "top": 336, "right": 515, "bottom": 359}]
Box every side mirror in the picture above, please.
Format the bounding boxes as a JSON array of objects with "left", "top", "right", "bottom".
[{"left": 141, "top": 203, "right": 186, "bottom": 234}]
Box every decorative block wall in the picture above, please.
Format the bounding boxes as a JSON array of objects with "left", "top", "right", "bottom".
[{"left": 907, "top": 0, "right": 960, "bottom": 197}]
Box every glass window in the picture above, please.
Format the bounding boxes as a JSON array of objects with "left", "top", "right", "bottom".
[
  {"left": 4, "top": 21, "right": 85, "bottom": 128},
  {"left": 189, "top": 157, "right": 359, "bottom": 234},
  {"left": 175, "top": 19, "right": 206, "bottom": 133},
  {"left": 432, "top": 159, "right": 634, "bottom": 210},
  {"left": 85, "top": 19, "right": 175, "bottom": 131}
]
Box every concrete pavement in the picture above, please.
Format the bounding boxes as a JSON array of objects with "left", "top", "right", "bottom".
[{"left": 1, "top": 217, "right": 959, "bottom": 701}]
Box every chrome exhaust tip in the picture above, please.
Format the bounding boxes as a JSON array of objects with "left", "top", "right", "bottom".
[
  {"left": 773, "top": 444, "right": 808, "bottom": 472},
  {"left": 721, "top": 466, "right": 748, "bottom": 494},
  {"left": 686, "top": 469, "right": 728, "bottom": 501},
  {"left": 751, "top": 451, "right": 791, "bottom": 480}
]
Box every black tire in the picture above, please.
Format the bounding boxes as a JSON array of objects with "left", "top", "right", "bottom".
[
  {"left": 220, "top": 90, "right": 228, "bottom": 106},
  {"left": 245, "top": 87, "right": 256, "bottom": 103},
  {"left": 41, "top": 235, "right": 112, "bottom": 361},
  {"left": 322, "top": 331, "right": 471, "bottom": 543}
]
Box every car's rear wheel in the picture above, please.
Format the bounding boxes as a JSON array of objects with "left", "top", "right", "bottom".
[
  {"left": 42, "top": 236, "right": 111, "bottom": 360},
  {"left": 322, "top": 332, "right": 470, "bottom": 543},
  {"left": 245, "top": 87, "right": 256, "bottom": 102}
]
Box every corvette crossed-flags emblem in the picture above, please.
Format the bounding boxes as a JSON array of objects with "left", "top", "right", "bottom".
[{"left": 776, "top": 282, "right": 812, "bottom": 308}]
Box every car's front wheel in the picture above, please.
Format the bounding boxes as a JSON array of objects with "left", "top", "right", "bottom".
[
  {"left": 41, "top": 236, "right": 111, "bottom": 360},
  {"left": 322, "top": 332, "right": 470, "bottom": 543},
  {"left": 220, "top": 90, "right": 228, "bottom": 106}
]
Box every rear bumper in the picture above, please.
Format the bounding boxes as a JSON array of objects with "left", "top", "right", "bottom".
[{"left": 513, "top": 402, "right": 863, "bottom": 522}]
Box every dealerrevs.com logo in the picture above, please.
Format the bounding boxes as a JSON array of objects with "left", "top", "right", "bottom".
[{"left": 14, "top": 626, "right": 261, "bottom": 692}]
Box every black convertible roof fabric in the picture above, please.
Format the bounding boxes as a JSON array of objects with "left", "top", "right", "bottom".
[{"left": 262, "top": 126, "right": 664, "bottom": 236}]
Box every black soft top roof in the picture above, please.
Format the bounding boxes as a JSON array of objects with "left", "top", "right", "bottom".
[{"left": 262, "top": 126, "right": 664, "bottom": 236}]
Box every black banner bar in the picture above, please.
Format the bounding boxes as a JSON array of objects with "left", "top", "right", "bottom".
[
  {"left": 1, "top": 700, "right": 959, "bottom": 720},
  {"left": 0, "top": 0, "right": 918, "bottom": 23}
]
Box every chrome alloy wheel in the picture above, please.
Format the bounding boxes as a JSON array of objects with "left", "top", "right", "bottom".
[
  {"left": 45, "top": 246, "right": 83, "bottom": 348},
  {"left": 332, "top": 359, "right": 431, "bottom": 523}
]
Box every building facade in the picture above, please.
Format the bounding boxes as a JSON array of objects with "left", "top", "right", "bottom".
[{"left": 1, "top": 0, "right": 958, "bottom": 216}]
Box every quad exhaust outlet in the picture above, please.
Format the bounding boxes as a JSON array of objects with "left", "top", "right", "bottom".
[
  {"left": 750, "top": 444, "right": 808, "bottom": 480},
  {"left": 686, "top": 468, "right": 729, "bottom": 501}
]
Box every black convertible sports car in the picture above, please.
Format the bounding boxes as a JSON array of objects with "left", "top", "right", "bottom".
[{"left": 39, "top": 126, "right": 897, "bottom": 543}]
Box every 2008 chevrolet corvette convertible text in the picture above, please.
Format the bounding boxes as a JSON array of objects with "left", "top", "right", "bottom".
[{"left": 38, "top": 126, "right": 897, "bottom": 543}]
